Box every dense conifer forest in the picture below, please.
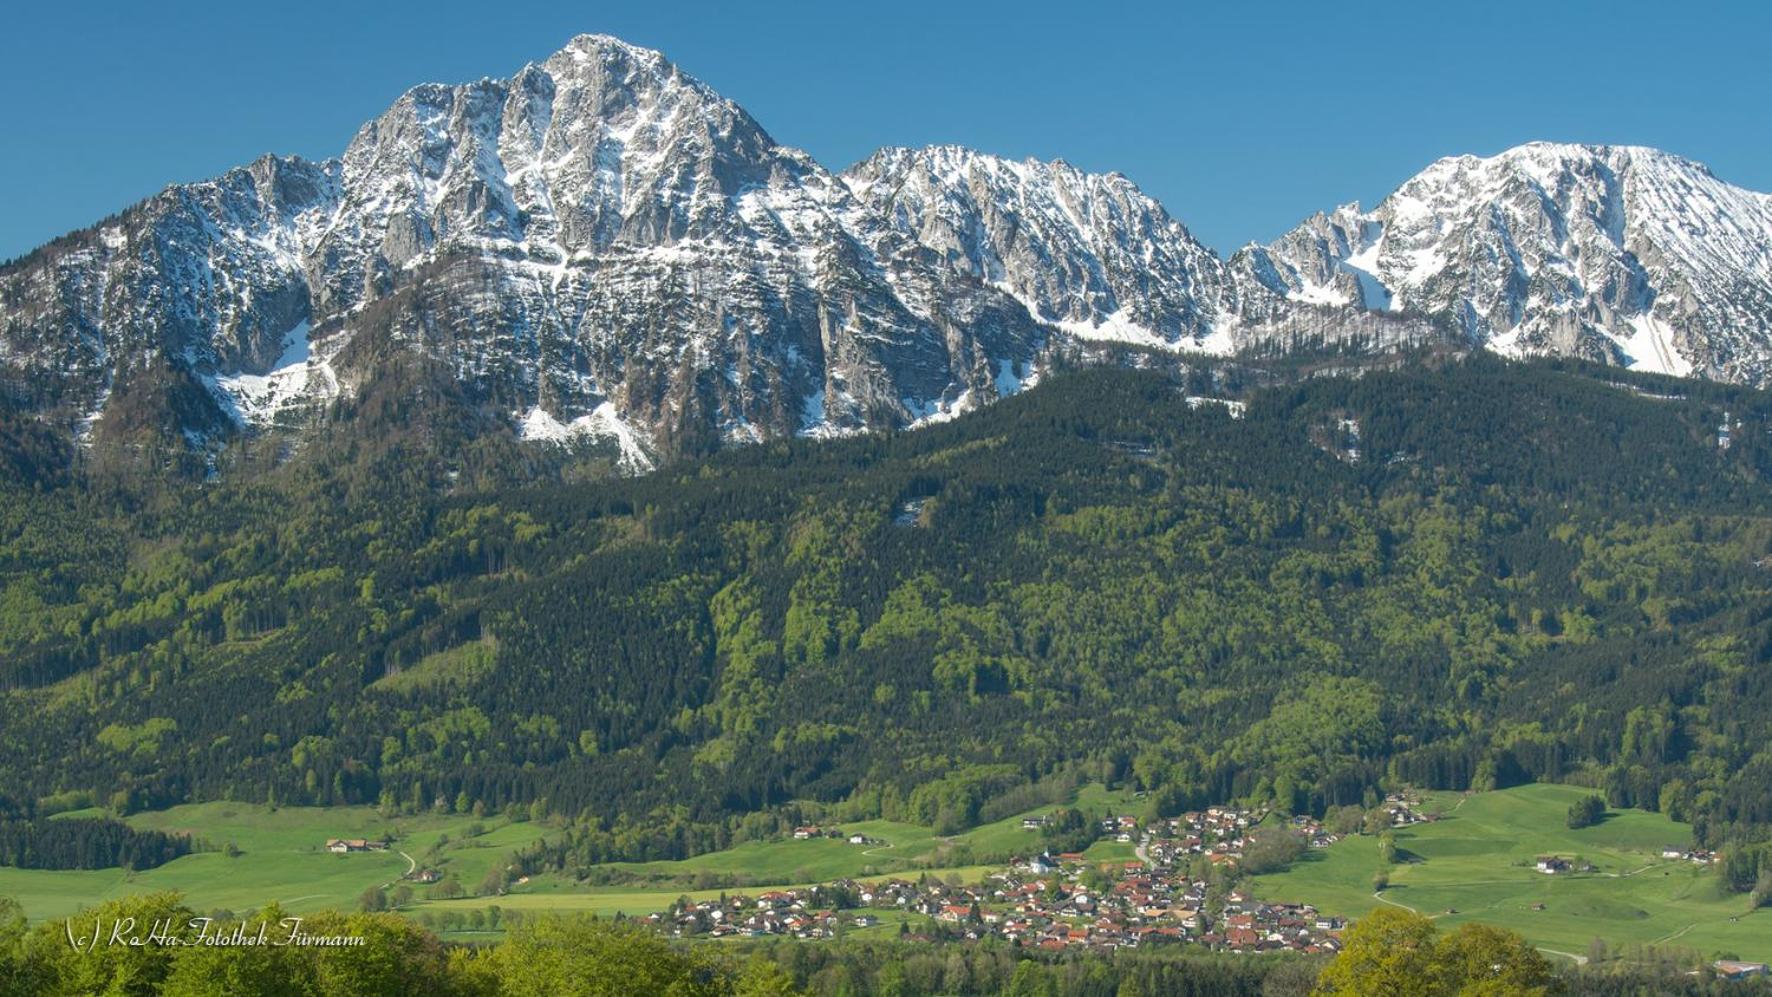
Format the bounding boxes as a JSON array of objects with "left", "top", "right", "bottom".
[
  {"left": 0, "top": 816, "right": 191, "bottom": 870},
  {"left": 2, "top": 354, "right": 1771, "bottom": 884}
]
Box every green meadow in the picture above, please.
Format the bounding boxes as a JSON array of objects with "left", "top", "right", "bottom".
[
  {"left": 0, "top": 802, "right": 551, "bottom": 921},
  {"left": 414, "top": 868, "right": 1001, "bottom": 925},
  {"left": 590, "top": 783, "right": 1144, "bottom": 889},
  {"left": 1249, "top": 783, "right": 1770, "bottom": 962},
  {"left": 0, "top": 785, "right": 1145, "bottom": 924}
]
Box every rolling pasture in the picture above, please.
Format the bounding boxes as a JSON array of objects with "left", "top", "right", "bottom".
[
  {"left": 1249, "top": 784, "right": 1769, "bottom": 962},
  {"left": 0, "top": 785, "right": 1142, "bottom": 924}
]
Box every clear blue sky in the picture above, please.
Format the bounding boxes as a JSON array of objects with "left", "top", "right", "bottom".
[{"left": 4, "top": 0, "right": 1768, "bottom": 260}]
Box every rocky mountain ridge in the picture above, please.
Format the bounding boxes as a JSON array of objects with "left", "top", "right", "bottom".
[
  {"left": 1235, "top": 143, "right": 1772, "bottom": 384},
  {"left": 4, "top": 36, "right": 1769, "bottom": 474}
]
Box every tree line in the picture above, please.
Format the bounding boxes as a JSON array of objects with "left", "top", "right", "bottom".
[{"left": 0, "top": 817, "right": 191, "bottom": 871}]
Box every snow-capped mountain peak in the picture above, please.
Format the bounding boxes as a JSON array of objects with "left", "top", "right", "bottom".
[
  {"left": 1240, "top": 142, "right": 1772, "bottom": 380},
  {"left": 843, "top": 144, "right": 1240, "bottom": 353}
]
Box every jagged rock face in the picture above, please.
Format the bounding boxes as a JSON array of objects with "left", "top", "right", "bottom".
[
  {"left": 844, "top": 146, "right": 1243, "bottom": 353},
  {"left": 5, "top": 40, "right": 1772, "bottom": 474},
  {"left": 1236, "top": 143, "right": 1772, "bottom": 382},
  {"left": 0, "top": 155, "right": 336, "bottom": 429}
]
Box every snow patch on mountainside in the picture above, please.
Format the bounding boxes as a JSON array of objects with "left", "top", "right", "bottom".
[
  {"left": 211, "top": 323, "right": 340, "bottom": 425},
  {"left": 517, "top": 402, "right": 655, "bottom": 473},
  {"left": 1615, "top": 314, "right": 1695, "bottom": 378},
  {"left": 1339, "top": 245, "right": 1394, "bottom": 311},
  {"left": 904, "top": 390, "right": 977, "bottom": 428},
  {"left": 994, "top": 358, "right": 1038, "bottom": 398},
  {"left": 1048, "top": 309, "right": 1177, "bottom": 351}
]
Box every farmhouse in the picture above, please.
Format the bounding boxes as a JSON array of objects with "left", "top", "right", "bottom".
[
  {"left": 325, "top": 838, "right": 385, "bottom": 853},
  {"left": 1534, "top": 856, "right": 1570, "bottom": 875},
  {"left": 1713, "top": 960, "right": 1769, "bottom": 980}
]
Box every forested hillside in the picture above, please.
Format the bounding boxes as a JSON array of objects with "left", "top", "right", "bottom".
[{"left": 3, "top": 355, "right": 1771, "bottom": 874}]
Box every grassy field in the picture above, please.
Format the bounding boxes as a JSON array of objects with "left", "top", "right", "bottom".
[
  {"left": 411, "top": 864, "right": 1008, "bottom": 926},
  {"left": 600, "top": 783, "right": 1144, "bottom": 887},
  {"left": 0, "top": 786, "right": 1142, "bottom": 924},
  {"left": 403, "top": 784, "right": 1150, "bottom": 927},
  {"left": 1249, "top": 784, "right": 1769, "bottom": 962},
  {"left": 0, "top": 802, "right": 552, "bottom": 922}
]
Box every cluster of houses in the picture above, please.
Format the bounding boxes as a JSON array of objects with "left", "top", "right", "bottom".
[
  {"left": 652, "top": 886, "right": 871, "bottom": 940},
  {"left": 1533, "top": 855, "right": 1588, "bottom": 875},
  {"left": 1375, "top": 793, "right": 1434, "bottom": 828},
  {"left": 1100, "top": 814, "right": 1142, "bottom": 844},
  {"left": 927, "top": 866, "right": 1345, "bottom": 955},
  {"left": 1537, "top": 844, "right": 1716, "bottom": 876},
  {"left": 791, "top": 826, "right": 881, "bottom": 846},
  {"left": 1138, "top": 805, "right": 1344, "bottom": 869},
  {"left": 649, "top": 852, "right": 1345, "bottom": 956},
  {"left": 1659, "top": 845, "right": 1718, "bottom": 865},
  {"left": 641, "top": 799, "right": 1451, "bottom": 950}
]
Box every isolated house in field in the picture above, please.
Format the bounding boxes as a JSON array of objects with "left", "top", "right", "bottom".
[
  {"left": 1713, "top": 960, "right": 1769, "bottom": 980},
  {"left": 1534, "top": 856, "right": 1570, "bottom": 874},
  {"left": 326, "top": 838, "right": 381, "bottom": 853}
]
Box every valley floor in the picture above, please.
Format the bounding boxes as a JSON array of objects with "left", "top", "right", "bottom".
[{"left": 2, "top": 783, "right": 1764, "bottom": 965}]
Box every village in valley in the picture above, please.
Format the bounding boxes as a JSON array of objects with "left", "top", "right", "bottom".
[
  {"left": 643, "top": 795, "right": 1441, "bottom": 954},
  {"left": 279, "top": 782, "right": 1763, "bottom": 974}
]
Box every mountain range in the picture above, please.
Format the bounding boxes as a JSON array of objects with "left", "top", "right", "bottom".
[{"left": 4, "top": 33, "right": 1770, "bottom": 471}]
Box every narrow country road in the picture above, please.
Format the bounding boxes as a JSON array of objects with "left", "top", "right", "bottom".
[
  {"left": 1537, "top": 947, "right": 1590, "bottom": 966},
  {"left": 1372, "top": 890, "right": 1418, "bottom": 913},
  {"left": 379, "top": 850, "right": 418, "bottom": 890}
]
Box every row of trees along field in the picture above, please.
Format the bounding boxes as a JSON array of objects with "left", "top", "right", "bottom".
[
  {"left": 1, "top": 357, "right": 1771, "bottom": 890},
  {"left": 4, "top": 891, "right": 1767, "bottom": 996}
]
